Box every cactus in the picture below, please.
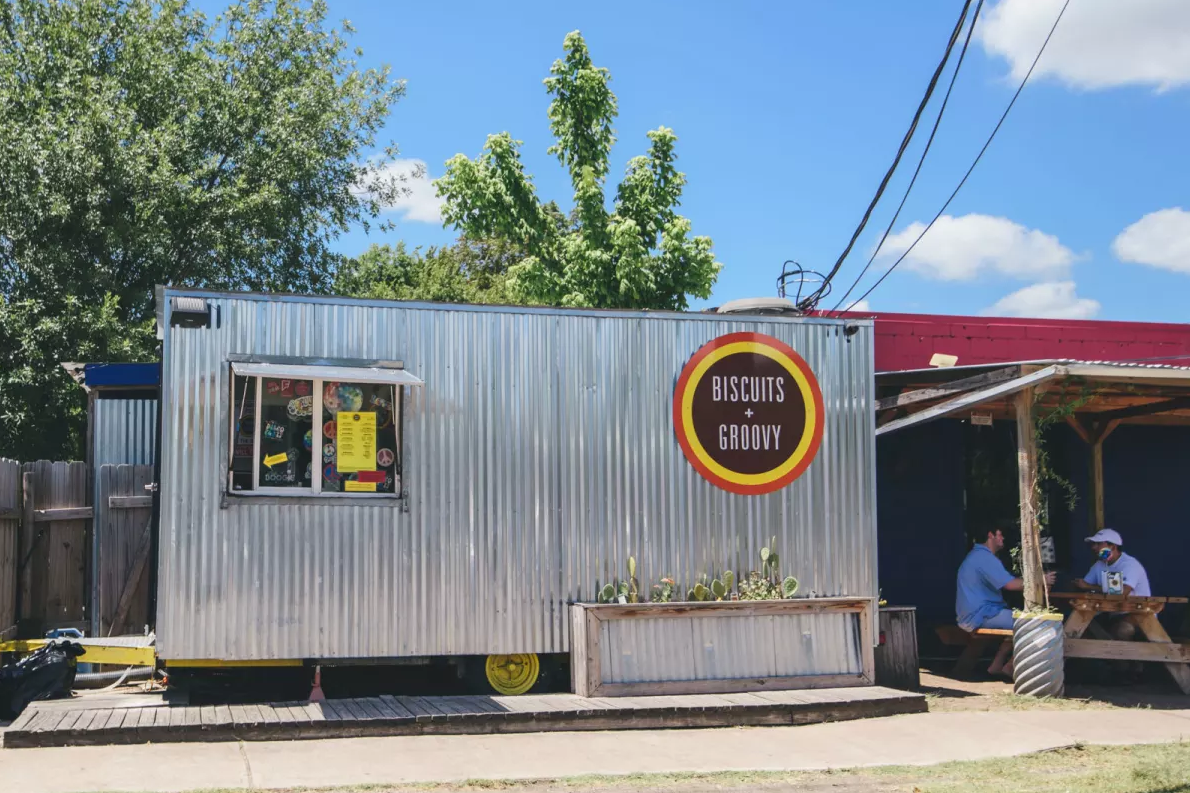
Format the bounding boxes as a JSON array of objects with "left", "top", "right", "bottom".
[
  {"left": 653, "top": 577, "right": 676, "bottom": 603},
  {"left": 595, "top": 555, "right": 640, "bottom": 604},
  {"left": 711, "top": 578, "right": 727, "bottom": 600},
  {"left": 723, "top": 570, "right": 735, "bottom": 591},
  {"left": 692, "top": 582, "right": 710, "bottom": 601},
  {"left": 739, "top": 540, "right": 800, "bottom": 600}
]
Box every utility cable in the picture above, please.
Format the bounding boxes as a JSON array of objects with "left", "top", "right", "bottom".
[
  {"left": 845, "top": 0, "right": 1072, "bottom": 310},
  {"left": 798, "top": 0, "right": 974, "bottom": 311},
  {"left": 832, "top": 0, "right": 985, "bottom": 312}
]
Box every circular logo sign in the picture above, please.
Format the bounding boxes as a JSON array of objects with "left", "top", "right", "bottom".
[{"left": 673, "top": 332, "right": 824, "bottom": 495}]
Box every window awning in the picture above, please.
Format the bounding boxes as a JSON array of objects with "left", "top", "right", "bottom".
[{"left": 230, "top": 361, "right": 424, "bottom": 386}]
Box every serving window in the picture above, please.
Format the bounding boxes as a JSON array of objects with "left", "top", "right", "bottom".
[{"left": 228, "top": 362, "right": 421, "bottom": 498}]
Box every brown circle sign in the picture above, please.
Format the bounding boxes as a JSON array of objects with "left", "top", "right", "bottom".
[{"left": 673, "top": 332, "right": 824, "bottom": 495}]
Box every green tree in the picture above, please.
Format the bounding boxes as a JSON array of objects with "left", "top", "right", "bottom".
[
  {"left": 0, "top": 0, "right": 406, "bottom": 460},
  {"left": 335, "top": 238, "right": 518, "bottom": 305},
  {"left": 435, "top": 31, "right": 721, "bottom": 311},
  {"left": 0, "top": 296, "right": 152, "bottom": 461}
]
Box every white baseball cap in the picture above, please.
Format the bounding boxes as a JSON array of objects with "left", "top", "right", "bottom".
[{"left": 1085, "top": 528, "right": 1123, "bottom": 546}]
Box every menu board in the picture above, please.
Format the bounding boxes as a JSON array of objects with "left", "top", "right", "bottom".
[{"left": 337, "top": 411, "right": 377, "bottom": 473}]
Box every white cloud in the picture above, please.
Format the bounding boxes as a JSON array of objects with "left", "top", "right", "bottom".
[
  {"left": 877, "top": 214, "right": 1075, "bottom": 282},
  {"left": 1112, "top": 207, "right": 1190, "bottom": 273},
  {"left": 843, "top": 299, "right": 871, "bottom": 312},
  {"left": 361, "top": 159, "right": 444, "bottom": 223},
  {"left": 983, "top": 281, "right": 1100, "bottom": 319},
  {"left": 979, "top": 0, "right": 1190, "bottom": 91}
]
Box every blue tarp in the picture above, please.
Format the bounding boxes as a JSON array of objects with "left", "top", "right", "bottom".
[{"left": 81, "top": 362, "right": 159, "bottom": 389}]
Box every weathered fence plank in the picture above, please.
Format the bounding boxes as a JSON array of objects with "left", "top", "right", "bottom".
[
  {"left": 0, "top": 458, "right": 20, "bottom": 636},
  {"left": 18, "top": 461, "right": 88, "bottom": 634},
  {"left": 96, "top": 464, "right": 153, "bottom": 635}
]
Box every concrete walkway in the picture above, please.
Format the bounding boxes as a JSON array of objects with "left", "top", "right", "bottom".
[{"left": 2, "top": 707, "right": 1189, "bottom": 792}]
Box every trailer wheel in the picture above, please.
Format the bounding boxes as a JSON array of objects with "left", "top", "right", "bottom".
[{"left": 481, "top": 653, "right": 540, "bottom": 695}]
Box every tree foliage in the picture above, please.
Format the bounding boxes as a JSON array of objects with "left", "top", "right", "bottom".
[
  {"left": 435, "top": 31, "right": 721, "bottom": 311},
  {"left": 0, "top": 0, "right": 405, "bottom": 460},
  {"left": 334, "top": 239, "right": 518, "bottom": 305},
  {"left": 0, "top": 297, "right": 152, "bottom": 461}
]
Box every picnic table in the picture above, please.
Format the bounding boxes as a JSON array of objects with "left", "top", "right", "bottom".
[{"left": 1051, "top": 591, "right": 1190, "bottom": 694}]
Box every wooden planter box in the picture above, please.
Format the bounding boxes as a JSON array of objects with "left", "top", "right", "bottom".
[{"left": 570, "top": 597, "right": 875, "bottom": 697}]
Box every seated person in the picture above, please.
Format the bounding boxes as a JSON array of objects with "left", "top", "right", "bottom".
[
  {"left": 1073, "top": 528, "right": 1150, "bottom": 641},
  {"left": 956, "top": 523, "right": 1056, "bottom": 676}
]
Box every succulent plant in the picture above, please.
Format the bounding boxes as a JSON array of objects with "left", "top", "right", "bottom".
[
  {"left": 653, "top": 577, "right": 675, "bottom": 603},
  {"left": 596, "top": 555, "right": 641, "bottom": 604},
  {"left": 738, "top": 540, "right": 799, "bottom": 601},
  {"left": 692, "top": 582, "right": 710, "bottom": 601}
]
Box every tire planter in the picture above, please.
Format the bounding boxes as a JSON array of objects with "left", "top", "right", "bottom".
[{"left": 1012, "top": 612, "right": 1064, "bottom": 698}]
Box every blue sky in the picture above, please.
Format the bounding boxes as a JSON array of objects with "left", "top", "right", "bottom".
[{"left": 204, "top": 0, "right": 1190, "bottom": 321}]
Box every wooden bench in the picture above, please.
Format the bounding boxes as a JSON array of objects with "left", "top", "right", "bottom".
[{"left": 935, "top": 625, "right": 1013, "bottom": 678}]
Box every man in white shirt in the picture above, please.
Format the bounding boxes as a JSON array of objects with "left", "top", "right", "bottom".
[{"left": 1074, "top": 528, "right": 1151, "bottom": 641}]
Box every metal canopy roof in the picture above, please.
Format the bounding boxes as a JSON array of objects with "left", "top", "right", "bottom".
[{"left": 875, "top": 359, "right": 1190, "bottom": 436}]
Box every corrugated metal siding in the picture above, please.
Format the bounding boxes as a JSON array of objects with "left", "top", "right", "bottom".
[
  {"left": 157, "top": 292, "right": 877, "bottom": 661},
  {"left": 600, "top": 612, "right": 862, "bottom": 683},
  {"left": 94, "top": 399, "right": 157, "bottom": 468}
]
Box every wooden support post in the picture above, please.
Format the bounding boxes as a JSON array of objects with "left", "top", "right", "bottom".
[
  {"left": 1068, "top": 416, "right": 1118, "bottom": 533},
  {"left": 1015, "top": 388, "right": 1045, "bottom": 611},
  {"left": 1090, "top": 439, "right": 1105, "bottom": 532}
]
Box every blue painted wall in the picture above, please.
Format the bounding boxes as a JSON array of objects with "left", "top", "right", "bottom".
[
  {"left": 876, "top": 419, "right": 967, "bottom": 626},
  {"left": 877, "top": 420, "right": 1190, "bottom": 635}
]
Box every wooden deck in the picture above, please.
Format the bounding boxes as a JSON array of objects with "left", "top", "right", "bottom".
[{"left": 2, "top": 686, "right": 926, "bottom": 748}]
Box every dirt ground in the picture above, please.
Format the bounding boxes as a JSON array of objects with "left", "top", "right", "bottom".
[{"left": 918, "top": 669, "right": 1190, "bottom": 713}]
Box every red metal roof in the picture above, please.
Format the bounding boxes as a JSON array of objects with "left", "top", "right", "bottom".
[{"left": 835, "top": 311, "right": 1190, "bottom": 373}]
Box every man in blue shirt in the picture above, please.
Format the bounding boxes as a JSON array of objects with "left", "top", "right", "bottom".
[{"left": 956, "top": 523, "right": 1055, "bottom": 676}]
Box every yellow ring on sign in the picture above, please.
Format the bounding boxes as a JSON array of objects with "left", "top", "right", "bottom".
[
  {"left": 484, "top": 653, "right": 540, "bottom": 695},
  {"left": 679, "top": 341, "right": 819, "bottom": 487}
]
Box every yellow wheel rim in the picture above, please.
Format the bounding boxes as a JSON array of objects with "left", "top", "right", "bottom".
[{"left": 484, "top": 653, "right": 540, "bottom": 695}]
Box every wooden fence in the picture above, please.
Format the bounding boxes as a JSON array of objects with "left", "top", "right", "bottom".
[
  {"left": 0, "top": 461, "right": 153, "bottom": 639},
  {"left": 95, "top": 465, "right": 154, "bottom": 636},
  {"left": 0, "top": 459, "right": 19, "bottom": 639}
]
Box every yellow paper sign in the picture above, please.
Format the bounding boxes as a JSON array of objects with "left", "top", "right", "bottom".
[
  {"left": 345, "top": 480, "right": 377, "bottom": 492},
  {"left": 263, "top": 451, "right": 289, "bottom": 468},
  {"left": 337, "top": 411, "right": 377, "bottom": 473}
]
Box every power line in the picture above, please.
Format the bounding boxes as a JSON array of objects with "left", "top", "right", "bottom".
[
  {"left": 831, "top": 0, "right": 986, "bottom": 312},
  {"left": 796, "top": 0, "right": 974, "bottom": 311},
  {"left": 844, "top": 0, "right": 1072, "bottom": 311}
]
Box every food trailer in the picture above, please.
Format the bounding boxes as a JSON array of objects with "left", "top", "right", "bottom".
[{"left": 152, "top": 287, "right": 878, "bottom": 695}]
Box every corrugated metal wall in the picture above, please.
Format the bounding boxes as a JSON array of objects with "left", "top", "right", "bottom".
[
  {"left": 93, "top": 399, "right": 157, "bottom": 469},
  {"left": 157, "top": 291, "right": 877, "bottom": 661},
  {"left": 600, "top": 612, "right": 862, "bottom": 683}
]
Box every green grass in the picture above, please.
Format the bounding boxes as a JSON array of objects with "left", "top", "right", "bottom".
[{"left": 96, "top": 743, "right": 1190, "bottom": 793}]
